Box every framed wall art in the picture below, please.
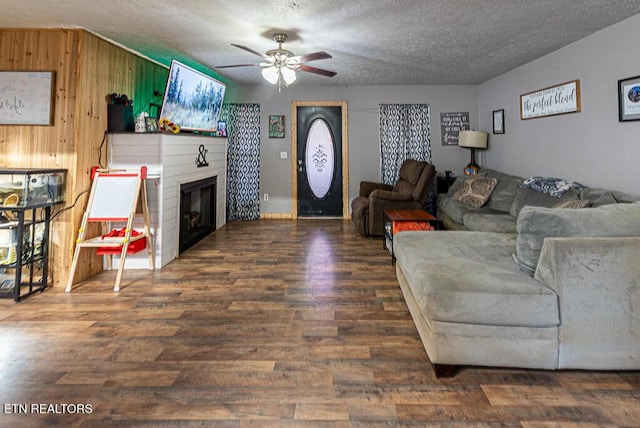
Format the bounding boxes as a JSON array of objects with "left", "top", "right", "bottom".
[
  {"left": 492, "top": 109, "right": 505, "bottom": 134},
  {"left": 269, "top": 115, "right": 285, "bottom": 138},
  {"left": 217, "top": 120, "right": 227, "bottom": 137},
  {"left": 0, "top": 71, "right": 55, "bottom": 125},
  {"left": 439, "top": 111, "right": 469, "bottom": 146},
  {"left": 520, "top": 79, "right": 581, "bottom": 120},
  {"left": 618, "top": 75, "right": 640, "bottom": 122}
]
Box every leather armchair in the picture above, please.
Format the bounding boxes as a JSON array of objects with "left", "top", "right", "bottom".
[{"left": 351, "top": 159, "right": 436, "bottom": 236}]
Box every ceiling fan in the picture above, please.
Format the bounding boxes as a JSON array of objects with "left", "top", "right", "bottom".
[{"left": 216, "top": 33, "right": 337, "bottom": 91}]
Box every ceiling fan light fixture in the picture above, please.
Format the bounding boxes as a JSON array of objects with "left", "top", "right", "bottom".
[
  {"left": 281, "top": 66, "right": 297, "bottom": 85},
  {"left": 217, "top": 32, "right": 336, "bottom": 91},
  {"left": 261, "top": 66, "right": 279, "bottom": 84}
]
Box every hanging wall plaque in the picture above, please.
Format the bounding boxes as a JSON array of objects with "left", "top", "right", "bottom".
[
  {"left": 0, "top": 71, "right": 55, "bottom": 125},
  {"left": 440, "top": 112, "right": 469, "bottom": 146},
  {"left": 520, "top": 80, "right": 581, "bottom": 120}
]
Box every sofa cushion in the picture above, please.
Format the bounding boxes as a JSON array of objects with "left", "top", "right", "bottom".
[
  {"left": 515, "top": 202, "right": 640, "bottom": 274},
  {"left": 451, "top": 176, "right": 498, "bottom": 208},
  {"left": 591, "top": 192, "right": 618, "bottom": 207},
  {"left": 580, "top": 188, "right": 640, "bottom": 206},
  {"left": 437, "top": 195, "right": 481, "bottom": 224},
  {"left": 610, "top": 190, "right": 640, "bottom": 204},
  {"left": 482, "top": 169, "right": 522, "bottom": 212},
  {"left": 509, "top": 187, "right": 580, "bottom": 217},
  {"left": 393, "top": 231, "right": 559, "bottom": 327},
  {"left": 462, "top": 212, "right": 517, "bottom": 233}
]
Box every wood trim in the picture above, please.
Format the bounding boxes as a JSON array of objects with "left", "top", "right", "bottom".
[
  {"left": 260, "top": 213, "right": 293, "bottom": 219},
  {"left": 290, "top": 102, "right": 298, "bottom": 219},
  {"left": 290, "top": 100, "right": 349, "bottom": 219}
]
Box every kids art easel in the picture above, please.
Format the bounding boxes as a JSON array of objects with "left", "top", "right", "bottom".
[{"left": 66, "top": 166, "right": 154, "bottom": 292}]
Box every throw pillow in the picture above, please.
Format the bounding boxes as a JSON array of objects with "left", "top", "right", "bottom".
[
  {"left": 552, "top": 199, "right": 591, "bottom": 209},
  {"left": 520, "top": 176, "right": 586, "bottom": 198},
  {"left": 451, "top": 177, "right": 498, "bottom": 208}
]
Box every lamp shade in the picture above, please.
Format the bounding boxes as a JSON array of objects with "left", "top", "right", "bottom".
[
  {"left": 261, "top": 66, "right": 279, "bottom": 84},
  {"left": 281, "top": 66, "right": 297, "bottom": 85},
  {"left": 458, "top": 130, "right": 488, "bottom": 149}
]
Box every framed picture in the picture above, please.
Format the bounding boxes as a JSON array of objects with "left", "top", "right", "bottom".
[
  {"left": 618, "top": 75, "right": 640, "bottom": 122},
  {"left": 269, "top": 115, "right": 285, "bottom": 138},
  {"left": 439, "top": 112, "right": 470, "bottom": 146},
  {"left": 492, "top": 109, "right": 505, "bottom": 134},
  {"left": 217, "top": 120, "right": 227, "bottom": 137},
  {"left": 520, "top": 80, "right": 581, "bottom": 120},
  {"left": 0, "top": 71, "right": 55, "bottom": 125},
  {"left": 145, "top": 117, "right": 158, "bottom": 133}
]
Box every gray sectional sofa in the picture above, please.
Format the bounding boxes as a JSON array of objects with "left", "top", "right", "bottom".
[
  {"left": 437, "top": 169, "right": 640, "bottom": 233},
  {"left": 394, "top": 169, "right": 640, "bottom": 376}
]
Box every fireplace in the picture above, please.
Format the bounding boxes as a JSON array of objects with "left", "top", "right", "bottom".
[{"left": 179, "top": 176, "right": 216, "bottom": 254}]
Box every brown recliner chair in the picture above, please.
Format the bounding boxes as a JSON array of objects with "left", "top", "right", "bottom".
[{"left": 351, "top": 159, "right": 436, "bottom": 236}]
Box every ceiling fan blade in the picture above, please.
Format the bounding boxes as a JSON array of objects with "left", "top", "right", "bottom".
[
  {"left": 299, "top": 64, "right": 337, "bottom": 78},
  {"left": 289, "top": 51, "right": 332, "bottom": 63},
  {"left": 215, "top": 63, "right": 264, "bottom": 69},
  {"left": 231, "top": 43, "right": 268, "bottom": 59}
]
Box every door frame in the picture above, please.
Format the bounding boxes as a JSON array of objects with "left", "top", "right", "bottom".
[{"left": 291, "top": 100, "right": 349, "bottom": 219}]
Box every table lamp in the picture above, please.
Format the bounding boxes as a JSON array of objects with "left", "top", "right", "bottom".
[{"left": 458, "top": 130, "right": 488, "bottom": 175}]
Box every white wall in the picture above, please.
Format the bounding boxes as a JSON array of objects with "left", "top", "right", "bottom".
[
  {"left": 235, "top": 84, "right": 478, "bottom": 214},
  {"left": 478, "top": 13, "right": 640, "bottom": 194}
]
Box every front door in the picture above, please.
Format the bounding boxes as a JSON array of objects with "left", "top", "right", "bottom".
[{"left": 292, "top": 101, "right": 348, "bottom": 218}]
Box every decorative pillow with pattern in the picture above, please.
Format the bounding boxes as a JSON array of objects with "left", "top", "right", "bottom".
[
  {"left": 451, "top": 177, "right": 498, "bottom": 208},
  {"left": 552, "top": 199, "right": 591, "bottom": 209},
  {"left": 520, "top": 176, "right": 586, "bottom": 198}
]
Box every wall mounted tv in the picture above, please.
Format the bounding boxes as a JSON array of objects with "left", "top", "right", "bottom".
[{"left": 159, "top": 59, "right": 226, "bottom": 133}]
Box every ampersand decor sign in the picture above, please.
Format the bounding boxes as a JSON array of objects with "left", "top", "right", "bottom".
[{"left": 195, "top": 144, "right": 209, "bottom": 168}]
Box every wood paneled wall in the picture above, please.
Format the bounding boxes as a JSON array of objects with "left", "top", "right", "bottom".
[{"left": 0, "top": 29, "right": 168, "bottom": 287}]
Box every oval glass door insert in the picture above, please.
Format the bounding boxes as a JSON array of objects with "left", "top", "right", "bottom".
[{"left": 305, "top": 119, "right": 335, "bottom": 199}]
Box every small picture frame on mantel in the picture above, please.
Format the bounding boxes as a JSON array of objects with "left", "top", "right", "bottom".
[{"left": 492, "top": 109, "right": 505, "bottom": 134}]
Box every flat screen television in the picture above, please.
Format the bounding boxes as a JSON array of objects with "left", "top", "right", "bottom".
[{"left": 159, "top": 59, "right": 226, "bottom": 133}]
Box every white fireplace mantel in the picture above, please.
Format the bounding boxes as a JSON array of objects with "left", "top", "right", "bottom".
[{"left": 108, "top": 133, "right": 227, "bottom": 268}]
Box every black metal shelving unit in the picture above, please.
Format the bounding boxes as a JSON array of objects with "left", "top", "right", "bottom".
[{"left": 0, "top": 204, "right": 52, "bottom": 302}]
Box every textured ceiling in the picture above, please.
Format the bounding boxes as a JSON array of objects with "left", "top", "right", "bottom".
[{"left": 1, "top": 0, "right": 639, "bottom": 86}]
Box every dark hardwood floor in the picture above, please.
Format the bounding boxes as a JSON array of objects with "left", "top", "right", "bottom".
[{"left": 1, "top": 219, "right": 639, "bottom": 427}]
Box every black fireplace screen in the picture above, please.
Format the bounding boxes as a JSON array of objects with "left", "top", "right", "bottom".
[{"left": 179, "top": 176, "right": 216, "bottom": 254}]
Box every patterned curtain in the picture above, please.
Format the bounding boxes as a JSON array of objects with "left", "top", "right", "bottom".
[
  {"left": 379, "top": 104, "right": 431, "bottom": 184},
  {"left": 220, "top": 103, "right": 261, "bottom": 221},
  {"left": 379, "top": 104, "right": 434, "bottom": 212}
]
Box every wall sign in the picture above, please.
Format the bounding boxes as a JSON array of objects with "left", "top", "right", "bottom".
[
  {"left": 0, "top": 71, "right": 55, "bottom": 125},
  {"left": 440, "top": 112, "right": 469, "bottom": 146},
  {"left": 269, "top": 115, "right": 285, "bottom": 138},
  {"left": 520, "top": 79, "right": 581, "bottom": 120}
]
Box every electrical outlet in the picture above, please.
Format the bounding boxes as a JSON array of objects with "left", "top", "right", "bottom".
[
  {"left": 263, "top": 193, "right": 269, "bottom": 201},
  {"left": 280, "top": 151, "right": 288, "bottom": 159}
]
